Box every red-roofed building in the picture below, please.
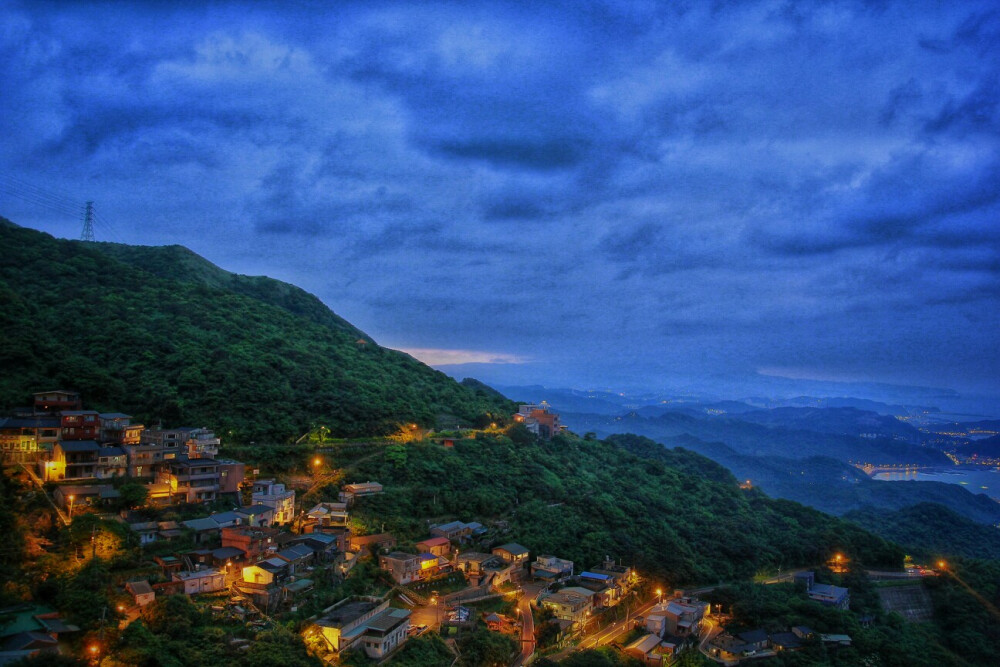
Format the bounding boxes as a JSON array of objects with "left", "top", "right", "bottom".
[{"left": 416, "top": 536, "right": 451, "bottom": 557}]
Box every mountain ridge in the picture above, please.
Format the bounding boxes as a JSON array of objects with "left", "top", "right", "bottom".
[{"left": 0, "top": 218, "right": 514, "bottom": 440}]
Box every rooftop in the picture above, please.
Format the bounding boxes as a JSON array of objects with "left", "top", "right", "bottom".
[
  {"left": 58, "top": 440, "right": 100, "bottom": 452},
  {"left": 366, "top": 608, "right": 410, "bottom": 632},
  {"left": 318, "top": 600, "right": 380, "bottom": 627},
  {"left": 494, "top": 542, "right": 529, "bottom": 556}
]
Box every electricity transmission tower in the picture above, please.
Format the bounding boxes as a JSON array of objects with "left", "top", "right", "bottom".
[{"left": 80, "top": 201, "right": 95, "bottom": 241}]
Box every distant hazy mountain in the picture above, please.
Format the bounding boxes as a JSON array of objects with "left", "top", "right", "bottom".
[
  {"left": 609, "top": 433, "right": 1000, "bottom": 527},
  {"left": 732, "top": 407, "right": 924, "bottom": 443},
  {"left": 0, "top": 218, "right": 514, "bottom": 440},
  {"left": 561, "top": 409, "right": 948, "bottom": 465}
]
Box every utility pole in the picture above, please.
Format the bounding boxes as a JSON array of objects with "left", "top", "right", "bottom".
[{"left": 80, "top": 201, "right": 95, "bottom": 241}]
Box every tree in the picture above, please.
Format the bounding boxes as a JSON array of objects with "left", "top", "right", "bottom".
[
  {"left": 457, "top": 625, "right": 517, "bottom": 667},
  {"left": 117, "top": 481, "right": 149, "bottom": 510}
]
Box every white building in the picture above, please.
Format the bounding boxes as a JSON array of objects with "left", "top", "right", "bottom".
[
  {"left": 252, "top": 479, "right": 296, "bottom": 524},
  {"left": 172, "top": 568, "right": 226, "bottom": 595}
]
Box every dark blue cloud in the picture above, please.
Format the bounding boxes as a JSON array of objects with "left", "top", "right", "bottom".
[{"left": 2, "top": 0, "right": 999, "bottom": 395}]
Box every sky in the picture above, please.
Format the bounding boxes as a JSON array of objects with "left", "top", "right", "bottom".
[{"left": 2, "top": 0, "right": 999, "bottom": 397}]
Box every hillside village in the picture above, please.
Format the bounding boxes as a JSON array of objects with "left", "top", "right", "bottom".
[{"left": 0, "top": 390, "right": 893, "bottom": 666}]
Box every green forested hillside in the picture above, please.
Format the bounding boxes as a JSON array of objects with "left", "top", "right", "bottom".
[
  {"left": 0, "top": 219, "right": 514, "bottom": 440},
  {"left": 844, "top": 503, "right": 1000, "bottom": 560},
  {"left": 345, "top": 430, "right": 903, "bottom": 584}
]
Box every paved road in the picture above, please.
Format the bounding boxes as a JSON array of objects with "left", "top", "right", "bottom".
[
  {"left": 698, "top": 616, "right": 726, "bottom": 663},
  {"left": 409, "top": 600, "right": 443, "bottom": 631},
  {"left": 514, "top": 593, "right": 535, "bottom": 666}
]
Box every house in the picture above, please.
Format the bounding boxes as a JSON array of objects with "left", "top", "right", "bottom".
[
  {"left": 235, "top": 503, "right": 276, "bottom": 527},
  {"left": 339, "top": 481, "right": 383, "bottom": 505},
  {"left": 709, "top": 631, "right": 768, "bottom": 661},
  {"left": 60, "top": 411, "right": 100, "bottom": 441},
  {"left": 311, "top": 597, "right": 410, "bottom": 659},
  {"left": 0, "top": 417, "right": 58, "bottom": 463},
  {"left": 53, "top": 483, "right": 116, "bottom": 509},
  {"left": 183, "top": 428, "right": 221, "bottom": 458},
  {"left": 492, "top": 543, "right": 530, "bottom": 566},
  {"left": 157, "top": 457, "right": 222, "bottom": 503},
  {"left": 737, "top": 629, "right": 769, "bottom": 652},
  {"left": 304, "top": 502, "right": 350, "bottom": 529},
  {"left": 207, "top": 511, "right": 243, "bottom": 529},
  {"left": 142, "top": 427, "right": 218, "bottom": 458},
  {"left": 33, "top": 390, "right": 81, "bottom": 413},
  {"left": 276, "top": 544, "right": 315, "bottom": 573},
  {"left": 154, "top": 555, "right": 183, "bottom": 575},
  {"left": 242, "top": 557, "right": 290, "bottom": 587},
  {"left": 431, "top": 521, "right": 469, "bottom": 540},
  {"left": 349, "top": 533, "right": 396, "bottom": 553},
  {"left": 293, "top": 532, "right": 341, "bottom": 561},
  {"left": 415, "top": 536, "right": 451, "bottom": 557},
  {"left": 0, "top": 603, "right": 80, "bottom": 665},
  {"left": 212, "top": 546, "right": 247, "bottom": 570},
  {"left": 590, "top": 559, "right": 637, "bottom": 590},
  {"left": 283, "top": 578, "right": 315, "bottom": 601},
  {"left": 217, "top": 460, "right": 245, "bottom": 494},
  {"left": 222, "top": 525, "right": 278, "bottom": 562},
  {"left": 360, "top": 608, "right": 411, "bottom": 659},
  {"left": 252, "top": 479, "right": 295, "bottom": 524},
  {"left": 659, "top": 598, "right": 708, "bottom": 637},
  {"left": 625, "top": 633, "right": 670, "bottom": 665},
  {"left": 157, "top": 520, "right": 184, "bottom": 540},
  {"left": 98, "top": 413, "right": 143, "bottom": 445},
  {"left": 531, "top": 555, "right": 573, "bottom": 582},
  {"left": 129, "top": 521, "right": 160, "bottom": 545},
  {"left": 51, "top": 441, "right": 100, "bottom": 480},
  {"left": 513, "top": 403, "right": 564, "bottom": 439},
  {"left": 96, "top": 445, "right": 127, "bottom": 478},
  {"left": 379, "top": 552, "right": 439, "bottom": 585},
  {"left": 125, "top": 580, "right": 155, "bottom": 607},
  {"left": 172, "top": 569, "right": 227, "bottom": 595},
  {"left": 1, "top": 630, "right": 58, "bottom": 659},
  {"left": 125, "top": 442, "right": 168, "bottom": 479},
  {"left": 578, "top": 572, "right": 618, "bottom": 606},
  {"left": 454, "top": 551, "right": 501, "bottom": 576},
  {"left": 539, "top": 589, "right": 593, "bottom": 626},
  {"left": 770, "top": 632, "right": 804, "bottom": 652},
  {"left": 795, "top": 572, "right": 850, "bottom": 609},
  {"left": 182, "top": 517, "right": 223, "bottom": 544}
]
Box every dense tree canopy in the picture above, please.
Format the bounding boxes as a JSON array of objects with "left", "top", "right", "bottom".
[
  {"left": 349, "top": 431, "right": 903, "bottom": 585},
  {"left": 0, "top": 219, "right": 514, "bottom": 441}
]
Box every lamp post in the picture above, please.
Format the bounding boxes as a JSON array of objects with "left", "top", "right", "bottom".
[
  {"left": 656, "top": 588, "right": 662, "bottom": 604},
  {"left": 68, "top": 494, "right": 75, "bottom": 520}
]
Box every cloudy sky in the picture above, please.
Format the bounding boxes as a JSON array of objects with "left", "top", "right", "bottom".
[{"left": 2, "top": 1, "right": 998, "bottom": 396}]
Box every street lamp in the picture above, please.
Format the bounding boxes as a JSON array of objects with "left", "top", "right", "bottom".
[
  {"left": 656, "top": 588, "right": 662, "bottom": 604},
  {"left": 68, "top": 494, "right": 75, "bottom": 520}
]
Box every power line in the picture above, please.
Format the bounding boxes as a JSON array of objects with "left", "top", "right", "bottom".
[
  {"left": 0, "top": 173, "right": 81, "bottom": 215},
  {"left": 0, "top": 173, "right": 127, "bottom": 244}
]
